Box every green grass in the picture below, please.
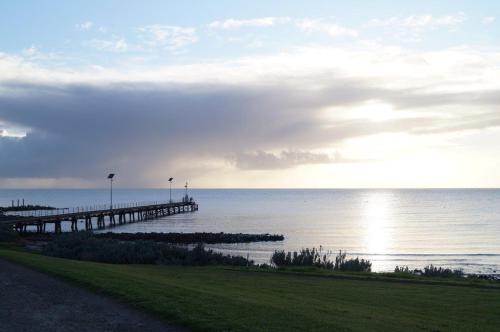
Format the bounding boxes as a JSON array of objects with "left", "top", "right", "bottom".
[{"left": 1, "top": 248, "right": 500, "bottom": 331}]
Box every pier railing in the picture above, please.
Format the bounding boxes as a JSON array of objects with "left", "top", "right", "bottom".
[{"left": 5, "top": 200, "right": 185, "bottom": 218}]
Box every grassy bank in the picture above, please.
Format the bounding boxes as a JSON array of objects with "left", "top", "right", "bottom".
[{"left": 1, "top": 248, "right": 499, "bottom": 331}]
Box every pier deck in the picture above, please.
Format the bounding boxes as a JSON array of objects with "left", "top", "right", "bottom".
[{"left": 1, "top": 201, "right": 198, "bottom": 233}]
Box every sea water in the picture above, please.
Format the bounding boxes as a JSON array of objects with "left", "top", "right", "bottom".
[{"left": 1, "top": 188, "right": 499, "bottom": 274}]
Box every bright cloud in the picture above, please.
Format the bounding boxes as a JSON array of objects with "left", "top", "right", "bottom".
[
  {"left": 295, "top": 19, "right": 358, "bottom": 38},
  {"left": 137, "top": 25, "right": 198, "bottom": 50},
  {"left": 208, "top": 17, "right": 291, "bottom": 29},
  {"left": 75, "top": 21, "right": 94, "bottom": 31},
  {"left": 367, "top": 13, "right": 466, "bottom": 42},
  {"left": 482, "top": 16, "right": 496, "bottom": 24},
  {"left": 22, "top": 45, "right": 38, "bottom": 57},
  {"left": 369, "top": 13, "right": 466, "bottom": 29},
  {"left": 88, "top": 38, "right": 128, "bottom": 52}
]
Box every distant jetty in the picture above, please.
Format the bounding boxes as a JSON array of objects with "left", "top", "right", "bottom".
[{"left": 1, "top": 205, "right": 56, "bottom": 213}]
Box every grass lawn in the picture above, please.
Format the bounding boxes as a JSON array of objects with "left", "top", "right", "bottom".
[{"left": 1, "top": 248, "right": 499, "bottom": 331}]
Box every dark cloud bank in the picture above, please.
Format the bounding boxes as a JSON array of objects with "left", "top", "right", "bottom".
[{"left": 0, "top": 78, "right": 498, "bottom": 185}]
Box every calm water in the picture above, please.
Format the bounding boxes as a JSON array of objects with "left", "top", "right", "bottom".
[{"left": 2, "top": 189, "right": 500, "bottom": 274}]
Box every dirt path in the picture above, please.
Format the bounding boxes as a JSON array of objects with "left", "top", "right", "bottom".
[{"left": 0, "top": 259, "right": 186, "bottom": 332}]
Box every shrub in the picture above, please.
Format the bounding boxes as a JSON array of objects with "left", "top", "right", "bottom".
[
  {"left": 270, "top": 248, "right": 371, "bottom": 272},
  {"left": 423, "top": 264, "right": 464, "bottom": 278},
  {"left": 394, "top": 265, "right": 465, "bottom": 278},
  {"left": 42, "top": 232, "right": 253, "bottom": 266},
  {"left": 394, "top": 265, "right": 411, "bottom": 274},
  {"left": 334, "top": 250, "right": 372, "bottom": 272},
  {"left": 271, "top": 248, "right": 333, "bottom": 269}
]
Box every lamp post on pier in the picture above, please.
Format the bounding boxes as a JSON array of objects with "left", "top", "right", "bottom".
[
  {"left": 108, "top": 173, "right": 115, "bottom": 210},
  {"left": 168, "top": 177, "right": 173, "bottom": 203}
]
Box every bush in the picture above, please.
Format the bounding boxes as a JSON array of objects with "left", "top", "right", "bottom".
[
  {"left": 394, "top": 265, "right": 411, "bottom": 274},
  {"left": 42, "top": 232, "right": 253, "bottom": 266},
  {"left": 270, "top": 248, "right": 371, "bottom": 272},
  {"left": 423, "top": 265, "right": 464, "bottom": 278},
  {"left": 271, "top": 248, "right": 333, "bottom": 269},
  {"left": 334, "top": 250, "right": 372, "bottom": 272},
  {"left": 394, "top": 265, "right": 465, "bottom": 278}
]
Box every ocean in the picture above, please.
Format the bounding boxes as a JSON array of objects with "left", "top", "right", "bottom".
[{"left": 1, "top": 188, "right": 499, "bottom": 274}]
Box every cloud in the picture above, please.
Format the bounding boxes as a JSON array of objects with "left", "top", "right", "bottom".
[
  {"left": 85, "top": 25, "right": 196, "bottom": 54},
  {"left": 482, "top": 16, "right": 496, "bottom": 24},
  {"left": 87, "top": 38, "right": 128, "bottom": 52},
  {"left": 367, "top": 13, "right": 466, "bottom": 42},
  {"left": 208, "top": 17, "right": 291, "bottom": 29},
  {"left": 207, "top": 16, "right": 358, "bottom": 39},
  {"left": 22, "top": 45, "right": 39, "bottom": 57},
  {"left": 295, "top": 19, "right": 358, "bottom": 37},
  {"left": 1, "top": 45, "right": 500, "bottom": 186},
  {"left": 0, "top": 78, "right": 377, "bottom": 183},
  {"left": 75, "top": 21, "right": 94, "bottom": 31},
  {"left": 137, "top": 25, "right": 197, "bottom": 51},
  {"left": 369, "top": 13, "right": 466, "bottom": 29},
  {"left": 234, "top": 150, "right": 334, "bottom": 170},
  {"left": 0, "top": 79, "right": 495, "bottom": 185},
  {"left": 0, "top": 128, "right": 25, "bottom": 138}
]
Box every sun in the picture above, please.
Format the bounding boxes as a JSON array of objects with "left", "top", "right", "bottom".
[{"left": 352, "top": 101, "right": 397, "bottom": 122}]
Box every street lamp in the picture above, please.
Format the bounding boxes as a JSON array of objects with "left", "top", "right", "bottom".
[
  {"left": 168, "top": 177, "right": 173, "bottom": 203},
  {"left": 108, "top": 173, "right": 115, "bottom": 209},
  {"left": 184, "top": 182, "right": 188, "bottom": 202}
]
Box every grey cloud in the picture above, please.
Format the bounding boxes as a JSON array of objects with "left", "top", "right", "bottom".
[
  {"left": 390, "top": 88, "right": 500, "bottom": 110},
  {"left": 235, "top": 150, "right": 334, "bottom": 170},
  {"left": 234, "top": 150, "right": 372, "bottom": 170},
  {"left": 411, "top": 111, "right": 500, "bottom": 135},
  {"left": 0, "top": 78, "right": 499, "bottom": 185}
]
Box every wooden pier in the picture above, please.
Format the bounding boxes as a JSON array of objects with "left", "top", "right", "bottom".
[{"left": 4, "top": 201, "right": 198, "bottom": 234}]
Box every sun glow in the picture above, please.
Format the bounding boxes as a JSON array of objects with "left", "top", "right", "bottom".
[
  {"left": 351, "top": 101, "right": 397, "bottom": 122},
  {"left": 323, "top": 100, "right": 422, "bottom": 124}
]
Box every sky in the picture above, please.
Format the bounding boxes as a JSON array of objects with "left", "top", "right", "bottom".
[{"left": 0, "top": 0, "right": 500, "bottom": 188}]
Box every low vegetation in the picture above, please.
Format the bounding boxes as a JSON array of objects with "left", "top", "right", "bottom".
[
  {"left": 334, "top": 250, "right": 372, "bottom": 272},
  {"left": 42, "top": 232, "right": 252, "bottom": 266},
  {"left": 271, "top": 248, "right": 372, "bottom": 272},
  {"left": 423, "top": 264, "right": 464, "bottom": 278},
  {"left": 395, "top": 265, "right": 464, "bottom": 278},
  {"left": 1, "top": 248, "right": 499, "bottom": 331}
]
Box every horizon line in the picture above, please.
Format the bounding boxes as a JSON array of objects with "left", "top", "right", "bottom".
[{"left": 1, "top": 187, "right": 500, "bottom": 190}]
